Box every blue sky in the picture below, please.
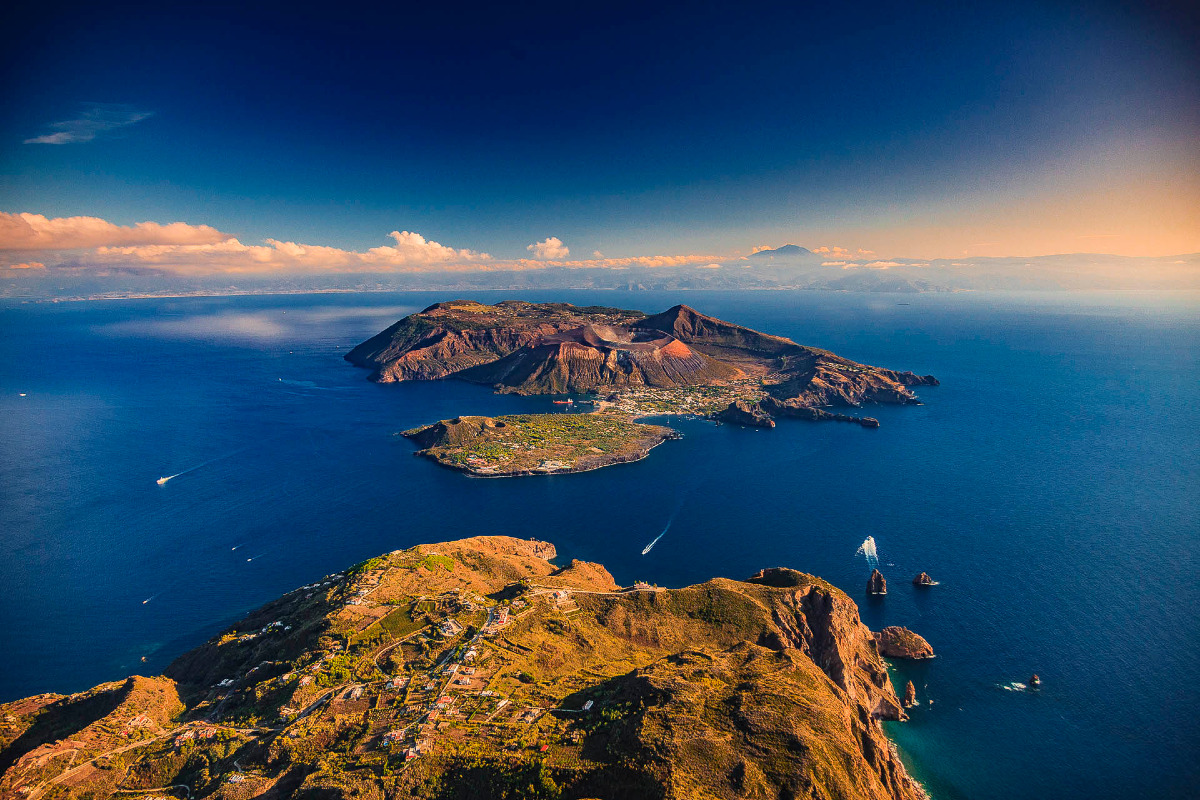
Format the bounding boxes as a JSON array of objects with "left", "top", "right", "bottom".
[{"left": 1, "top": 0, "right": 1197, "bottom": 273}]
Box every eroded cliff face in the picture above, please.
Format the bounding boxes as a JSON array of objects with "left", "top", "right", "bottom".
[{"left": 1, "top": 538, "right": 928, "bottom": 800}]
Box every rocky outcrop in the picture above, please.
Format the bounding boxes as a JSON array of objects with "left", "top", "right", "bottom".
[
  {"left": 716, "top": 399, "right": 775, "bottom": 427},
  {"left": 868, "top": 568, "right": 887, "bottom": 595},
  {"left": 913, "top": 572, "right": 935, "bottom": 586},
  {"left": 875, "top": 626, "right": 935, "bottom": 659},
  {"left": 903, "top": 680, "right": 918, "bottom": 708},
  {"left": 760, "top": 395, "right": 881, "bottom": 428}
]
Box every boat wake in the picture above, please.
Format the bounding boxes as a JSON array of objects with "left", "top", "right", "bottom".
[
  {"left": 155, "top": 447, "right": 247, "bottom": 486},
  {"left": 642, "top": 528, "right": 668, "bottom": 555},
  {"left": 642, "top": 496, "right": 687, "bottom": 555},
  {"left": 855, "top": 536, "right": 880, "bottom": 570}
]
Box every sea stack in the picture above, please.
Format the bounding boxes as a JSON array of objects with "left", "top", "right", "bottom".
[
  {"left": 913, "top": 572, "right": 935, "bottom": 586},
  {"left": 903, "top": 681, "right": 918, "bottom": 708},
  {"left": 867, "top": 568, "right": 887, "bottom": 595}
]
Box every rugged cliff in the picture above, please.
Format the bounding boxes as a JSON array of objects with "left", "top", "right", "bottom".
[{"left": 1, "top": 538, "right": 928, "bottom": 800}]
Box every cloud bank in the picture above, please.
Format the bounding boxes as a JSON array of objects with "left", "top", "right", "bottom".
[
  {"left": 1, "top": 214, "right": 720, "bottom": 275},
  {"left": 0, "top": 212, "right": 229, "bottom": 250},
  {"left": 2, "top": 213, "right": 1194, "bottom": 294},
  {"left": 87, "top": 230, "right": 492, "bottom": 275}
]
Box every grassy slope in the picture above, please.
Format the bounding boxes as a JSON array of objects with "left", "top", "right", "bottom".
[{"left": 1, "top": 537, "right": 925, "bottom": 800}]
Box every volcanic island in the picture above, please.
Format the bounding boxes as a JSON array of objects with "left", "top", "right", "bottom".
[
  {"left": 0, "top": 536, "right": 931, "bottom": 800},
  {"left": 347, "top": 300, "right": 937, "bottom": 476}
]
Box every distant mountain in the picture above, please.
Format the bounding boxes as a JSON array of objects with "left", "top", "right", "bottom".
[{"left": 750, "top": 244, "right": 813, "bottom": 258}]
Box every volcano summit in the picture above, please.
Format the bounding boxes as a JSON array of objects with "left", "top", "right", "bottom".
[{"left": 346, "top": 300, "right": 937, "bottom": 422}]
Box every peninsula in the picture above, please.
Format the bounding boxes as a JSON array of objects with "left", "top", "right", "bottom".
[
  {"left": 403, "top": 413, "right": 678, "bottom": 476},
  {"left": 346, "top": 300, "right": 938, "bottom": 423},
  {"left": 0, "top": 537, "right": 928, "bottom": 800}
]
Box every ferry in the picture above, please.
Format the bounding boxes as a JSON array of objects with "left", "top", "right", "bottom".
[{"left": 552, "top": 399, "right": 573, "bottom": 405}]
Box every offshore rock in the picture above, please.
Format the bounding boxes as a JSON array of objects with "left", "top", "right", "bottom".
[
  {"left": 760, "top": 395, "right": 882, "bottom": 428},
  {"left": 903, "top": 680, "right": 918, "bottom": 708},
  {"left": 875, "top": 626, "right": 935, "bottom": 659},
  {"left": 867, "top": 568, "right": 888, "bottom": 595},
  {"left": 913, "top": 572, "right": 935, "bottom": 586},
  {"left": 717, "top": 399, "right": 775, "bottom": 427}
]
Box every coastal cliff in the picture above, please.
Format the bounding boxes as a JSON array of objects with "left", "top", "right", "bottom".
[{"left": 0, "top": 537, "right": 927, "bottom": 800}]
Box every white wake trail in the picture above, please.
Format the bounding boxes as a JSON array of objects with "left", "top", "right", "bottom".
[
  {"left": 155, "top": 447, "right": 247, "bottom": 486},
  {"left": 855, "top": 536, "right": 880, "bottom": 570}
]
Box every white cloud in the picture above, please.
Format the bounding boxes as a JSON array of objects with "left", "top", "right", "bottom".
[
  {"left": 527, "top": 236, "right": 569, "bottom": 259},
  {"left": 592, "top": 250, "right": 603, "bottom": 258},
  {"left": 88, "top": 230, "right": 491, "bottom": 275},
  {"left": 4, "top": 211, "right": 724, "bottom": 276},
  {"left": 813, "top": 245, "right": 876, "bottom": 258},
  {"left": 0, "top": 212, "right": 228, "bottom": 250},
  {"left": 24, "top": 104, "right": 153, "bottom": 145},
  {"left": 513, "top": 253, "right": 720, "bottom": 269},
  {"left": 696, "top": 263, "right": 722, "bottom": 270}
]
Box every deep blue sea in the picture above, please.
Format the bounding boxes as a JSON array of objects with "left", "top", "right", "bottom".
[{"left": 1, "top": 290, "right": 1197, "bottom": 799}]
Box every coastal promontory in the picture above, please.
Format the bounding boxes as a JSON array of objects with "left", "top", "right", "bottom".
[{"left": 0, "top": 537, "right": 929, "bottom": 800}]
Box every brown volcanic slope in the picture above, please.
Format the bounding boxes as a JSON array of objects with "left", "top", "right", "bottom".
[
  {"left": 0, "top": 538, "right": 928, "bottom": 800},
  {"left": 345, "top": 299, "right": 937, "bottom": 407}
]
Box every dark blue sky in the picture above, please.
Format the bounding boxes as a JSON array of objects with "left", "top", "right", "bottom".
[{"left": 1, "top": 0, "right": 1197, "bottom": 259}]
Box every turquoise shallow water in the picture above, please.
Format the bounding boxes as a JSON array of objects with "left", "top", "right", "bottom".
[{"left": 1, "top": 290, "right": 1197, "bottom": 799}]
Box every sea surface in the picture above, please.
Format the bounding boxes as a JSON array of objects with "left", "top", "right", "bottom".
[{"left": 1, "top": 290, "right": 1197, "bottom": 799}]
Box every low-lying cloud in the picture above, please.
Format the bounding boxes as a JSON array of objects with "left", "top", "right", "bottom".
[
  {"left": 0, "top": 212, "right": 228, "bottom": 250},
  {"left": 88, "top": 230, "right": 492, "bottom": 275},
  {"left": 2, "top": 213, "right": 721, "bottom": 275}
]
